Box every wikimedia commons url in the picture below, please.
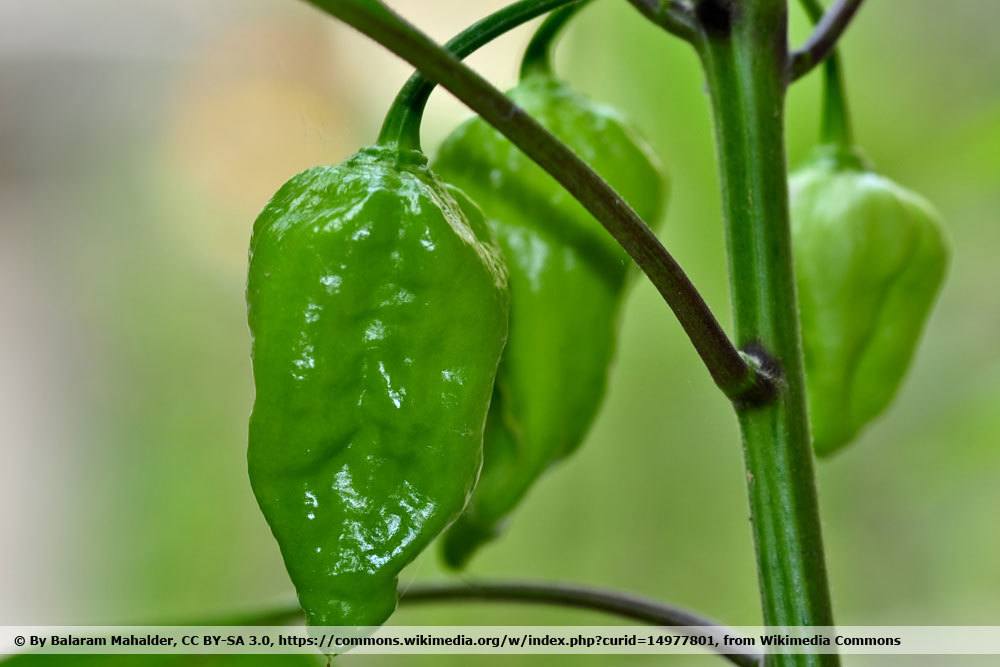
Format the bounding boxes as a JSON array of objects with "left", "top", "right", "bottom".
[{"left": 4, "top": 626, "right": 1000, "bottom": 656}]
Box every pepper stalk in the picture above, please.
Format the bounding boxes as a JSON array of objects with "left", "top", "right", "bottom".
[
  {"left": 378, "top": 0, "right": 585, "bottom": 151},
  {"left": 797, "top": 0, "right": 854, "bottom": 149}
]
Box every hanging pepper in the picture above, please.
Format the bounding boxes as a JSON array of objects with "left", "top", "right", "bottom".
[
  {"left": 791, "top": 146, "right": 948, "bottom": 456},
  {"left": 247, "top": 145, "right": 509, "bottom": 625},
  {"left": 432, "top": 5, "right": 667, "bottom": 567},
  {"left": 788, "top": 0, "right": 948, "bottom": 457}
]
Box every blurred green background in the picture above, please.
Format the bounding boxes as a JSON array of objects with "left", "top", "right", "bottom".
[{"left": 1, "top": 0, "right": 997, "bottom": 665}]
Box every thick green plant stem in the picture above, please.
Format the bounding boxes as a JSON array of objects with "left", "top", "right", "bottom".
[
  {"left": 696, "top": 1, "right": 839, "bottom": 665},
  {"left": 378, "top": 0, "right": 583, "bottom": 150}
]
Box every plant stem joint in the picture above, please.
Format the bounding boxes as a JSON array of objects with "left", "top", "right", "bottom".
[
  {"left": 695, "top": 0, "right": 736, "bottom": 37},
  {"left": 732, "top": 343, "right": 783, "bottom": 411}
]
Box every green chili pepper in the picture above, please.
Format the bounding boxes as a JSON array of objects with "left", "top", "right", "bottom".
[
  {"left": 432, "top": 7, "right": 667, "bottom": 567},
  {"left": 247, "top": 145, "right": 509, "bottom": 625},
  {"left": 791, "top": 146, "right": 948, "bottom": 456}
]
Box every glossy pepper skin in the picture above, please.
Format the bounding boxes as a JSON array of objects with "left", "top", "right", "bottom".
[
  {"left": 247, "top": 146, "right": 508, "bottom": 625},
  {"left": 433, "top": 72, "right": 667, "bottom": 567},
  {"left": 791, "top": 147, "right": 948, "bottom": 457}
]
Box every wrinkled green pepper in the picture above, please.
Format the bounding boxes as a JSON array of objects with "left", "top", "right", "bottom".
[
  {"left": 247, "top": 146, "right": 509, "bottom": 625},
  {"left": 433, "top": 71, "right": 667, "bottom": 567},
  {"left": 791, "top": 147, "right": 948, "bottom": 457}
]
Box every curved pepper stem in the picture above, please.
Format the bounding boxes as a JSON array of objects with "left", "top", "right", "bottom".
[
  {"left": 797, "top": 0, "right": 854, "bottom": 148},
  {"left": 519, "top": 0, "right": 592, "bottom": 80},
  {"left": 377, "top": 0, "right": 582, "bottom": 151}
]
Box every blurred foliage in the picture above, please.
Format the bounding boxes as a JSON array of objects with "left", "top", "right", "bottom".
[{"left": 1, "top": 1, "right": 997, "bottom": 666}]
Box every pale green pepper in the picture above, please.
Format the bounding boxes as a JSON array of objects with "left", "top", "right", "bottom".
[{"left": 791, "top": 147, "right": 948, "bottom": 456}]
